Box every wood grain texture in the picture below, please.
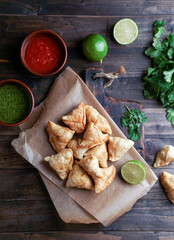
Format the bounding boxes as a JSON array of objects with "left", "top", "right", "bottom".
[
  {"left": 0, "top": 168, "right": 171, "bottom": 202},
  {"left": 0, "top": 0, "right": 39, "bottom": 15},
  {"left": 43, "top": 0, "right": 174, "bottom": 16},
  {"left": 1, "top": 199, "right": 174, "bottom": 232},
  {"left": 0, "top": 8, "right": 174, "bottom": 238},
  {"left": 1, "top": 231, "right": 174, "bottom": 240},
  {"left": 85, "top": 68, "right": 144, "bottom": 157},
  {"left": 0, "top": 0, "right": 173, "bottom": 16}
]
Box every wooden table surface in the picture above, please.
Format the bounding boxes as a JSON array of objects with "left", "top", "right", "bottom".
[{"left": 0, "top": 1, "right": 174, "bottom": 240}]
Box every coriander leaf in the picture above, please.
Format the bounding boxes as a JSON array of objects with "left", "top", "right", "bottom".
[
  {"left": 163, "top": 69, "right": 174, "bottom": 83},
  {"left": 145, "top": 47, "right": 161, "bottom": 58},
  {"left": 168, "top": 33, "right": 174, "bottom": 48},
  {"left": 166, "top": 108, "right": 174, "bottom": 126},
  {"left": 145, "top": 47, "right": 155, "bottom": 56},
  {"left": 150, "top": 50, "right": 161, "bottom": 58},
  {"left": 152, "top": 37, "right": 162, "bottom": 50},
  {"left": 147, "top": 67, "right": 156, "bottom": 76},
  {"left": 143, "top": 19, "right": 174, "bottom": 126},
  {"left": 160, "top": 89, "right": 174, "bottom": 107},
  {"left": 155, "top": 27, "right": 165, "bottom": 38},
  {"left": 162, "top": 38, "right": 169, "bottom": 48},
  {"left": 143, "top": 89, "right": 156, "bottom": 99},
  {"left": 154, "top": 19, "right": 166, "bottom": 27},
  {"left": 120, "top": 105, "right": 147, "bottom": 141},
  {"left": 128, "top": 127, "right": 140, "bottom": 142},
  {"left": 167, "top": 48, "right": 174, "bottom": 59},
  {"left": 168, "top": 92, "right": 174, "bottom": 102},
  {"left": 159, "top": 61, "right": 167, "bottom": 69},
  {"left": 121, "top": 117, "right": 129, "bottom": 127}
]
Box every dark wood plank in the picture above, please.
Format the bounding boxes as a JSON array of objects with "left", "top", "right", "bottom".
[
  {"left": 0, "top": 200, "right": 65, "bottom": 232},
  {"left": 1, "top": 199, "right": 174, "bottom": 232},
  {"left": 0, "top": 135, "right": 32, "bottom": 169},
  {"left": 1, "top": 231, "right": 174, "bottom": 240},
  {"left": 0, "top": 15, "right": 173, "bottom": 48},
  {"left": 0, "top": 0, "right": 40, "bottom": 15},
  {"left": 43, "top": 0, "right": 174, "bottom": 16},
  {"left": 0, "top": 169, "right": 48, "bottom": 201},
  {"left": 0, "top": 15, "right": 173, "bottom": 107},
  {"left": 0, "top": 168, "right": 171, "bottom": 201},
  {"left": 0, "top": 13, "right": 174, "bottom": 235}
]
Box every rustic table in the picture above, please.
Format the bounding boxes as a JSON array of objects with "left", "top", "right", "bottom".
[{"left": 0, "top": 1, "right": 174, "bottom": 239}]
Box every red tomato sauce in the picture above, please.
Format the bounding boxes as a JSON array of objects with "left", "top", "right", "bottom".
[{"left": 24, "top": 34, "right": 63, "bottom": 74}]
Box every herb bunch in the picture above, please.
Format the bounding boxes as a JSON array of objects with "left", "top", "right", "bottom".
[
  {"left": 121, "top": 105, "right": 147, "bottom": 141},
  {"left": 144, "top": 19, "right": 174, "bottom": 125}
]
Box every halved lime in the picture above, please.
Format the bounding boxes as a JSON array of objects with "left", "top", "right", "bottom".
[
  {"left": 82, "top": 34, "right": 108, "bottom": 63},
  {"left": 113, "top": 18, "right": 138, "bottom": 45},
  {"left": 121, "top": 160, "right": 146, "bottom": 184}
]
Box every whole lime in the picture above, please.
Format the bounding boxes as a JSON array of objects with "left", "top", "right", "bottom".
[{"left": 82, "top": 34, "right": 108, "bottom": 63}]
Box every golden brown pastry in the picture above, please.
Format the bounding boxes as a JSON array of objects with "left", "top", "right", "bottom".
[
  {"left": 79, "top": 156, "right": 103, "bottom": 178},
  {"left": 80, "top": 122, "right": 108, "bottom": 149},
  {"left": 62, "top": 102, "right": 86, "bottom": 134},
  {"left": 94, "top": 165, "right": 116, "bottom": 194},
  {"left": 44, "top": 149, "right": 74, "bottom": 180},
  {"left": 108, "top": 136, "right": 134, "bottom": 162},
  {"left": 79, "top": 156, "right": 116, "bottom": 193},
  {"left": 67, "top": 138, "right": 89, "bottom": 160},
  {"left": 66, "top": 162, "right": 94, "bottom": 190},
  {"left": 160, "top": 171, "right": 174, "bottom": 204},
  {"left": 84, "top": 143, "right": 108, "bottom": 168},
  {"left": 153, "top": 145, "right": 174, "bottom": 167},
  {"left": 47, "top": 121, "right": 75, "bottom": 152},
  {"left": 85, "top": 105, "right": 112, "bottom": 134}
]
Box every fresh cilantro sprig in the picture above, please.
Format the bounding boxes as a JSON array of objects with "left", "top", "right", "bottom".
[
  {"left": 144, "top": 19, "right": 174, "bottom": 126},
  {"left": 166, "top": 108, "right": 174, "bottom": 126},
  {"left": 121, "top": 105, "right": 147, "bottom": 141}
]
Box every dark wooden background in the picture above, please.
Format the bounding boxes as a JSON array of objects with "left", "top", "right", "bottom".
[{"left": 0, "top": 1, "right": 174, "bottom": 239}]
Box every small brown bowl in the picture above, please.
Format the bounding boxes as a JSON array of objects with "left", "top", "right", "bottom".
[
  {"left": 0, "top": 79, "right": 34, "bottom": 126},
  {"left": 20, "top": 29, "right": 67, "bottom": 77}
]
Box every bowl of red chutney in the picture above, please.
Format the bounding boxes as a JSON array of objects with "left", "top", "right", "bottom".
[
  {"left": 0, "top": 79, "right": 34, "bottom": 126},
  {"left": 21, "top": 30, "right": 67, "bottom": 76}
]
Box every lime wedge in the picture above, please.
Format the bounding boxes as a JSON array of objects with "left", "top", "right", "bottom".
[
  {"left": 121, "top": 160, "right": 146, "bottom": 184},
  {"left": 113, "top": 18, "right": 138, "bottom": 45}
]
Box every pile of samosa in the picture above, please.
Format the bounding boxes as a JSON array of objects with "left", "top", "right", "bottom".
[
  {"left": 44, "top": 102, "right": 134, "bottom": 193},
  {"left": 153, "top": 145, "right": 174, "bottom": 204}
]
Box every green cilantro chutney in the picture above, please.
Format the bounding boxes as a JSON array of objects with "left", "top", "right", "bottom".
[{"left": 0, "top": 84, "right": 31, "bottom": 124}]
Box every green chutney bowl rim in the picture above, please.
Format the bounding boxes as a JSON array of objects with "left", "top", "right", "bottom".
[{"left": 0, "top": 79, "right": 34, "bottom": 126}]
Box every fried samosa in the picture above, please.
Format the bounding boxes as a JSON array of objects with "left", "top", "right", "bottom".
[
  {"left": 85, "top": 105, "right": 112, "bottom": 134},
  {"left": 66, "top": 162, "right": 94, "bottom": 190},
  {"left": 67, "top": 138, "right": 89, "bottom": 160},
  {"left": 153, "top": 145, "right": 174, "bottom": 168},
  {"left": 47, "top": 121, "right": 75, "bottom": 152},
  {"left": 80, "top": 122, "right": 108, "bottom": 149},
  {"left": 108, "top": 136, "right": 134, "bottom": 162},
  {"left": 94, "top": 165, "right": 116, "bottom": 194},
  {"left": 84, "top": 143, "right": 108, "bottom": 168},
  {"left": 44, "top": 149, "right": 74, "bottom": 180},
  {"left": 160, "top": 171, "right": 174, "bottom": 204},
  {"left": 62, "top": 102, "right": 86, "bottom": 134},
  {"left": 79, "top": 156, "right": 116, "bottom": 193},
  {"left": 79, "top": 156, "right": 103, "bottom": 178}
]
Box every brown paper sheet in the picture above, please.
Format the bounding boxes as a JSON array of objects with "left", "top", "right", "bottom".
[
  {"left": 19, "top": 104, "right": 98, "bottom": 224},
  {"left": 12, "top": 67, "right": 157, "bottom": 227}
]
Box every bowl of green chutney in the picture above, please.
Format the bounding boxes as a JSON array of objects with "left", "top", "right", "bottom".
[{"left": 0, "top": 79, "right": 34, "bottom": 126}]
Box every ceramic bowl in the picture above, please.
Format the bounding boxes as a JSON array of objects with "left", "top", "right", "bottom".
[
  {"left": 0, "top": 79, "right": 34, "bottom": 126},
  {"left": 20, "top": 29, "right": 67, "bottom": 76}
]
